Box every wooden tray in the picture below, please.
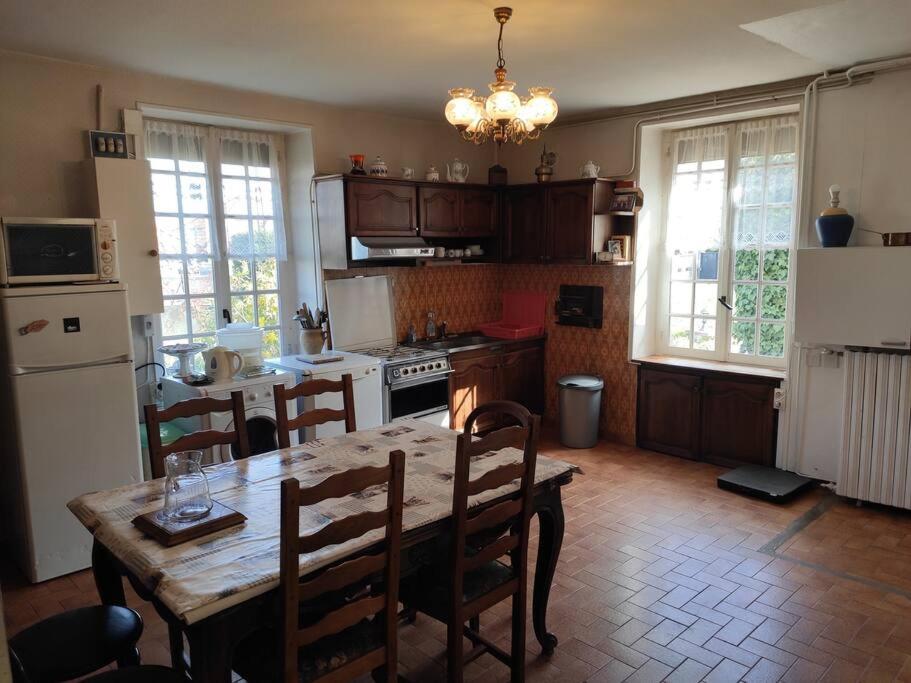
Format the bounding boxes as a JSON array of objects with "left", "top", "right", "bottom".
[{"left": 133, "top": 501, "right": 246, "bottom": 547}]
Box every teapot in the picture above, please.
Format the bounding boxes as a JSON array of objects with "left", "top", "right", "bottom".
[
  {"left": 580, "top": 160, "right": 600, "bottom": 178},
  {"left": 202, "top": 345, "right": 244, "bottom": 381},
  {"left": 446, "top": 158, "right": 470, "bottom": 183}
]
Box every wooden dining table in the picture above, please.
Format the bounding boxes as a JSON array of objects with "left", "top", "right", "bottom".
[{"left": 68, "top": 419, "right": 576, "bottom": 682}]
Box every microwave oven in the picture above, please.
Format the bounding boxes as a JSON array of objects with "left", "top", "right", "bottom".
[{"left": 0, "top": 217, "right": 119, "bottom": 285}]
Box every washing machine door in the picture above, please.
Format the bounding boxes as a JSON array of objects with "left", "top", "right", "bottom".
[{"left": 222, "top": 405, "right": 279, "bottom": 461}]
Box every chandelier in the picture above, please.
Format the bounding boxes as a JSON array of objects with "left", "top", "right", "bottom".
[{"left": 444, "top": 7, "right": 558, "bottom": 145}]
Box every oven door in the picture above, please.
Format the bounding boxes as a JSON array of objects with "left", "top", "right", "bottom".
[
  {"left": 387, "top": 375, "right": 450, "bottom": 425},
  {"left": 1, "top": 219, "right": 100, "bottom": 285}
]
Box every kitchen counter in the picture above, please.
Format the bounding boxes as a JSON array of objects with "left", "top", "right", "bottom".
[{"left": 406, "top": 331, "right": 546, "bottom": 354}]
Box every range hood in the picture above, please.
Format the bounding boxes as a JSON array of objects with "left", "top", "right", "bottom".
[{"left": 350, "top": 236, "right": 435, "bottom": 261}]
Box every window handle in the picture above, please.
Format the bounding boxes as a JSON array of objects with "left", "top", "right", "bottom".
[
  {"left": 718, "top": 295, "right": 733, "bottom": 311},
  {"left": 222, "top": 308, "right": 232, "bottom": 324}
]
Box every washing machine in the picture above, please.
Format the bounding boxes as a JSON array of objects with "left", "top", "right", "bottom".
[{"left": 161, "top": 370, "right": 295, "bottom": 467}]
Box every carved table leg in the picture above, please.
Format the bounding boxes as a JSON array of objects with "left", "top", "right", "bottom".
[
  {"left": 186, "top": 618, "right": 233, "bottom": 683},
  {"left": 532, "top": 487, "right": 565, "bottom": 656}
]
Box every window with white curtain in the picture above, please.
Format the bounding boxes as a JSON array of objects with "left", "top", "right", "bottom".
[
  {"left": 145, "top": 120, "right": 288, "bottom": 369},
  {"left": 659, "top": 114, "right": 799, "bottom": 366}
]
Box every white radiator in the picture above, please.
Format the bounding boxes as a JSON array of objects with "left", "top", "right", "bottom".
[{"left": 839, "top": 351, "right": 911, "bottom": 508}]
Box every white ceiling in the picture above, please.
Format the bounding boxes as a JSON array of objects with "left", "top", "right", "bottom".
[{"left": 1, "top": 0, "right": 908, "bottom": 120}]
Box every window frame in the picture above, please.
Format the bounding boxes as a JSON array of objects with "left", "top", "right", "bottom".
[
  {"left": 147, "top": 124, "right": 292, "bottom": 368},
  {"left": 656, "top": 115, "right": 798, "bottom": 368}
]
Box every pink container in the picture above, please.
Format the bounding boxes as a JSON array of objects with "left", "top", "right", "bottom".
[{"left": 478, "top": 291, "right": 546, "bottom": 340}]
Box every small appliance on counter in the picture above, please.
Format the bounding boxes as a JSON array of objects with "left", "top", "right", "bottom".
[
  {"left": 216, "top": 323, "right": 268, "bottom": 376},
  {"left": 556, "top": 284, "right": 603, "bottom": 328},
  {"left": 479, "top": 291, "right": 546, "bottom": 340}
]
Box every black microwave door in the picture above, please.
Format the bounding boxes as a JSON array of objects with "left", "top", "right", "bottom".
[{"left": 5, "top": 224, "right": 97, "bottom": 277}]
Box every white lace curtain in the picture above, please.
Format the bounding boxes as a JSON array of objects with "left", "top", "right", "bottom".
[
  {"left": 736, "top": 114, "right": 799, "bottom": 159},
  {"left": 144, "top": 120, "right": 288, "bottom": 261}
]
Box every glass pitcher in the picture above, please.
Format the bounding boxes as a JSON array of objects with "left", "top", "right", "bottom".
[{"left": 160, "top": 450, "right": 213, "bottom": 523}]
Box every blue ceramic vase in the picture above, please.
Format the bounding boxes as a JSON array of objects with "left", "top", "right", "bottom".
[{"left": 816, "top": 184, "right": 854, "bottom": 247}]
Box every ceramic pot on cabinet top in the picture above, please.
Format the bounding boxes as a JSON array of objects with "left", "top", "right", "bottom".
[
  {"left": 580, "top": 160, "right": 600, "bottom": 178},
  {"left": 369, "top": 155, "right": 389, "bottom": 176}
]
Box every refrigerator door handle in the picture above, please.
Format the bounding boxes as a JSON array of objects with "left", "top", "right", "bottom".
[{"left": 10, "top": 354, "right": 132, "bottom": 375}]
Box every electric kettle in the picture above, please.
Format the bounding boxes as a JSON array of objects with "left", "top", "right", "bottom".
[{"left": 202, "top": 346, "right": 244, "bottom": 381}]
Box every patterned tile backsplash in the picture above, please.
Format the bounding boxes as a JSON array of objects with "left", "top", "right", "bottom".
[{"left": 324, "top": 263, "right": 636, "bottom": 445}]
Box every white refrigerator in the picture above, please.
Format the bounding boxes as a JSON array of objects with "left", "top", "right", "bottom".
[{"left": 0, "top": 283, "right": 142, "bottom": 582}]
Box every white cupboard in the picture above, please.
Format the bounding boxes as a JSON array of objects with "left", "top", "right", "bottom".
[
  {"left": 795, "top": 247, "right": 911, "bottom": 348},
  {"left": 87, "top": 158, "right": 163, "bottom": 315}
]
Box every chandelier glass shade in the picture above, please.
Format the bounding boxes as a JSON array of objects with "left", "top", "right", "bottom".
[{"left": 444, "top": 7, "right": 557, "bottom": 145}]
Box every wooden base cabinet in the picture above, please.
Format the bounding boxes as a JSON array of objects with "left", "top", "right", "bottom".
[
  {"left": 449, "top": 340, "right": 545, "bottom": 431},
  {"left": 636, "top": 363, "right": 780, "bottom": 468}
]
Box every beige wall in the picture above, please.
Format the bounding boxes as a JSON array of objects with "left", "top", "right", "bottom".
[{"left": 0, "top": 50, "right": 494, "bottom": 217}]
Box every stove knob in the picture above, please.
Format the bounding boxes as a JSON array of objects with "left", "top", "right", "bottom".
[
  {"left": 419, "top": 365, "right": 426, "bottom": 372},
  {"left": 402, "top": 368, "right": 409, "bottom": 375},
  {"left": 392, "top": 369, "right": 400, "bottom": 377},
  {"left": 247, "top": 392, "right": 257, "bottom": 402}
]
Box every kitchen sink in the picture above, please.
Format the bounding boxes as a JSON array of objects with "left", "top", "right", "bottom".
[{"left": 411, "top": 335, "right": 500, "bottom": 351}]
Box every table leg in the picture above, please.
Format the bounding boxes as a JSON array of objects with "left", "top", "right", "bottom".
[
  {"left": 532, "top": 487, "right": 565, "bottom": 656},
  {"left": 92, "top": 539, "right": 126, "bottom": 606},
  {"left": 186, "top": 620, "right": 233, "bottom": 683}
]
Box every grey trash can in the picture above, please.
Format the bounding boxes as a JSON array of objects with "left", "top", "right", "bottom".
[{"left": 557, "top": 374, "right": 604, "bottom": 448}]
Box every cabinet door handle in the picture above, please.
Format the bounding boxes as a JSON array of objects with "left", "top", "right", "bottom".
[{"left": 148, "top": 249, "right": 159, "bottom": 257}]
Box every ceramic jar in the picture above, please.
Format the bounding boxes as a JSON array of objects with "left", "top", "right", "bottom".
[
  {"left": 816, "top": 184, "right": 854, "bottom": 247},
  {"left": 369, "top": 155, "right": 388, "bottom": 176},
  {"left": 425, "top": 165, "right": 440, "bottom": 182},
  {"left": 580, "top": 160, "right": 600, "bottom": 178}
]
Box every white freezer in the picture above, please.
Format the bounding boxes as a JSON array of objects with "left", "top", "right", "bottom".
[
  {"left": 6, "top": 361, "right": 142, "bottom": 581},
  {"left": 266, "top": 351, "right": 383, "bottom": 441}
]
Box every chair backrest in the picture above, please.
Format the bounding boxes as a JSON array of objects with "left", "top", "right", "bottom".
[
  {"left": 280, "top": 449, "right": 405, "bottom": 683},
  {"left": 143, "top": 391, "right": 250, "bottom": 479},
  {"left": 451, "top": 401, "right": 540, "bottom": 609},
  {"left": 274, "top": 374, "right": 356, "bottom": 448}
]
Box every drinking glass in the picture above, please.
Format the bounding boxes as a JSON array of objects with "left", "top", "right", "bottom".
[{"left": 160, "top": 450, "right": 213, "bottom": 522}]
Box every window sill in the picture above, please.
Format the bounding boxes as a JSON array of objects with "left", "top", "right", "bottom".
[{"left": 633, "top": 354, "right": 786, "bottom": 381}]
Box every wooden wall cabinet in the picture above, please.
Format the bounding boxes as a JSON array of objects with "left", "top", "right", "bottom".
[
  {"left": 87, "top": 158, "right": 163, "bottom": 315},
  {"left": 636, "top": 363, "right": 780, "bottom": 468},
  {"left": 418, "top": 186, "right": 497, "bottom": 237},
  {"left": 503, "top": 179, "right": 612, "bottom": 264},
  {"left": 345, "top": 179, "right": 417, "bottom": 237},
  {"left": 449, "top": 339, "right": 545, "bottom": 431}
]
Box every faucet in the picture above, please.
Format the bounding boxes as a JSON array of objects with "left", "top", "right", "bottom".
[{"left": 425, "top": 311, "right": 437, "bottom": 340}]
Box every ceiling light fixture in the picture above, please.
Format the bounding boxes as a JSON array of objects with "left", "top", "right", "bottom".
[{"left": 445, "top": 7, "right": 558, "bottom": 145}]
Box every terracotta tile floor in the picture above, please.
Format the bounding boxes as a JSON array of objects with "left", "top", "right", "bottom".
[{"left": 5, "top": 438, "right": 911, "bottom": 682}]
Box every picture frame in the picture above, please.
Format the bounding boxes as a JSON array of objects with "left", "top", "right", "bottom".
[
  {"left": 608, "top": 192, "right": 637, "bottom": 213},
  {"left": 89, "top": 130, "right": 128, "bottom": 159},
  {"left": 606, "top": 235, "right": 631, "bottom": 261}
]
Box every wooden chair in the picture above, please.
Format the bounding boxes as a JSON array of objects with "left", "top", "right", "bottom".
[
  {"left": 143, "top": 391, "right": 250, "bottom": 479},
  {"left": 401, "top": 400, "right": 540, "bottom": 683},
  {"left": 232, "top": 449, "right": 405, "bottom": 682},
  {"left": 274, "top": 373, "right": 356, "bottom": 448}
]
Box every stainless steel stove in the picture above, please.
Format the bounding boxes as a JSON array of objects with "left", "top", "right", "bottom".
[{"left": 324, "top": 276, "right": 452, "bottom": 428}]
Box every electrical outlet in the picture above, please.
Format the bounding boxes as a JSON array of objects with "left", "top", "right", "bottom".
[
  {"left": 142, "top": 315, "right": 155, "bottom": 338},
  {"left": 773, "top": 387, "right": 785, "bottom": 410}
]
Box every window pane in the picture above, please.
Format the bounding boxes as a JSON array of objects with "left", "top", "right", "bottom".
[
  {"left": 149, "top": 158, "right": 175, "bottom": 171},
  {"left": 180, "top": 175, "right": 209, "bottom": 214},
  {"left": 178, "top": 160, "right": 205, "bottom": 174},
  {"left": 731, "top": 321, "right": 756, "bottom": 355},
  {"left": 159, "top": 258, "right": 184, "bottom": 296},
  {"left": 669, "top": 317, "right": 691, "bottom": 349},
  {"left": 162, "top": 299, "right": 188, "bottom": 336},
  {"left": 249, "top": 180, "right": 274, "bottom": 216},
  {"left": 734, "top": 249, "right": 760, "bottom": 281},
  {"left": 763, "top": 248, "right": 790, "bottom": 282},
  {"left": 733, "top": 284, "right": 757, "bottom": 318},
  {"left": 226, "top": 218, "right": 251, "bottom": 254},
  {"left": 694, "top": 283, "right": 717, "bottom": 315},
  {"left": 759, "top": 323, "right": 786, "bottom": 357},
  {"left": 263, "top": 329, "right": 280, "bottom": 358},
  {"left": 221, "top": 163, "right": 245, "bottom": 176},
  {"left": 764, "top": 206, "right": 792, "bottom": 245},
  {"left": 735, "top": 207, "right": 762, "bottom": 247},
  {"left": 189, "top": 297, "right": 216, "bottom": 334},
  {"left": 151, "top": 173, "right": 178, "bottom": 213},
  {"left": 670, "top": 282, "right": 692, "bottom": 315},
  {"left": 256, "top": 293, "right": 279, "bottom": 327},
  {"left": 693, "top": 318, "right": 715, "bottom": 351},
  {"left": 155, "top": 216, "right": 182, "bottom": 254},
  {"left": 696, "top": 251, "right": 719, "bottom": 281},
  {"left": 671, "top": 253, "right": 695, "bottom": 281},
  {"left": 739, "top": 167, "right": 764, "bottom": 205},
  {"left": 254, "top": 257, "right": 278, "bottom": 290},
  {"left": 183, "top": 217, "right": 212, "bottom": 255},
  {"left": 766, "top": 166, "right": 794, "bottom": 204},
  {"left": 252, "top": 219, "right": 276, "bottom": 255},
  {"left": 186, "top": 257, "right": 214, "bottom": 294},
  {"left": 222, "top": 178, "right": 249, "bottom": 215},
  {"left": 229, "top": 258, "right": 252, "bottom": 291},
  {"left": 231, "top": 295, "right": 254, "bottom": 324},
  {"left": 249, "top": 165, "right": 271, "bottom": 179},
  {"left": 761, "top": 285, "right": 787, "bottom": 320}
]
